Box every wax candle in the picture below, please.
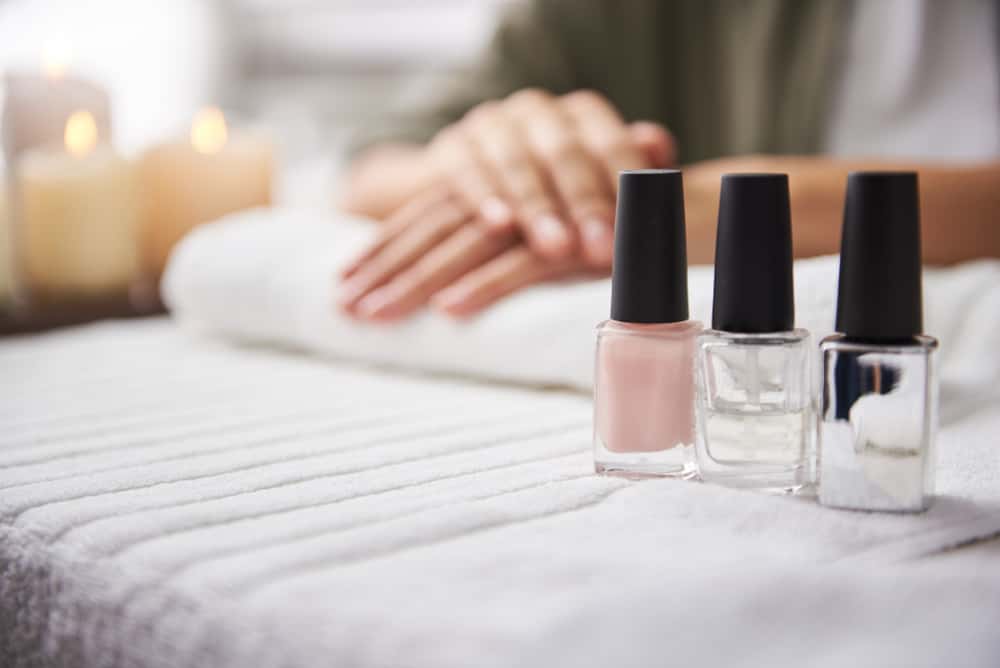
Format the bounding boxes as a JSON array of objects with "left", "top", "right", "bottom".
[
  {"left": 2, "top": 72, "right": 112, "bottom": 167},
  {"left": 140, "top": 107, "right": 273, "bottom": 278},
  {"left": 0, "top": 179, "right": 10, "bottom": 308},
  {"left": 17, "top": 111, "right": 139, "bottom": 304}
]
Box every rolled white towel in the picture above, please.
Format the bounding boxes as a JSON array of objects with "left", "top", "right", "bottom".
[{"left": 162, "top": 207, "right": 1000, "bottom": 409}]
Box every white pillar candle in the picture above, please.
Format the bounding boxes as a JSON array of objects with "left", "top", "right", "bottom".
[
  {"left": 0, "top": 178, "right": 10, "bottom": 308},
  {"left": 2, "top": 72, "right": 112, "bottom": 167},
  {"left": 16, "top": 111, "right": 139, "bottom": 303},
  {"left": 140, "top": 107, "right": 273, "bottom": 278}
]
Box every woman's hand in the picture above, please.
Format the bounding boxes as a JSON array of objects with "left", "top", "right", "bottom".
[
  {"left": 338, "top": 189, "right": 582, "bottom": 321},
  {"left": 338, "top": 88, "right": 674, "bottom": 320},
  {"left": 422, "top": 89, "right": 674, "bottom": 266}
]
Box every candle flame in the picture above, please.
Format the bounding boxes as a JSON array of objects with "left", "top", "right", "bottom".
[
  {"left": 65, "top": 110, "right": 98, "bottom": 158},
  {"left": 41, "top": 40, "right": 71, "bottom": 79},
  {"left": 191, "top": 106, "right": 228, "bottom": 155}
]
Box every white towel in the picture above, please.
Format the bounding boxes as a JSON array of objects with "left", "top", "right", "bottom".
[
  {"left": 163, "top": 207, "right": 1000, "bottom": 415},
  {"left": 2, "top": 320, "right": 1000, "bottom": 668}
]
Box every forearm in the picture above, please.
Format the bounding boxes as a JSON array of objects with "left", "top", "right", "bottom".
[
  {"left": 788, "top": 157, "right": 1000, "bottom": 265},
  {"left": 685, "top": 156, "right": 1000, "bottom": 265}
]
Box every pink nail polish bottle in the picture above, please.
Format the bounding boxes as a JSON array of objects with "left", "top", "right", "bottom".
[{"left": 594, "top": 170, "right": 702, "bottom": 478}]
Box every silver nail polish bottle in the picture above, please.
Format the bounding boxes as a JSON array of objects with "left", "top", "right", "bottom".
[{"left": 818, "top": 172, "right": 938, "bottom": 513}]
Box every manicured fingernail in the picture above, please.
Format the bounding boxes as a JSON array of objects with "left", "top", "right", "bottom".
[
  {"left": 432, "top": 286, "right": 470, "bottom": 310},
  {"left": 433, "top": 293, "right": 476, "bottom": 318},
  {"left": 534, "top": 214, "right": 570, "bottom": 253},
  {"left": 582, "top": 218, "right": 613, "bottom": 261},
  {"left": 337, "top": 278, "right": 368, "bottom": 307},
  {"left": 582, "top": 218, "right": 609, "bottom": 242},
  {"left": 480, "top": 197, "right": 514, "bottom": 229},
  {"left": 356, "top": 288, "right": 395, "bottom": 318}
]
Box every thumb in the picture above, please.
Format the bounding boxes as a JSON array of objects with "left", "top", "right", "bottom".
[{"left": 628, "top": 121, "right": 677, "bottom": 168}]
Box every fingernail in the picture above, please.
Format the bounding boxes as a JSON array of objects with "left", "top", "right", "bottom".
[
  {"left": 355, "top": 288, "right": 395, "bottom": 319},
  {"left": 534, "top": 214, "right": 570, "bottom": 253},
  {"left": 480, "top": 197, "right": 514, "bottom": 229},
  {"left": 582, "top": 218, "right": 613, "bottom": 262},
  {"left": 582, "top": 218, "right": 609, "bottom": 243},
  {"left": 432, "top": 286, "right": 470, "bottom": 310},
  {"left": 337, "top": 278, "right": 367, "bottom": 307}
]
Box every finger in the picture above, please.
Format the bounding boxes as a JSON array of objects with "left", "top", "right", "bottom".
[
  {"left": 427, "top": 110, "right": 513, "bottom": 228},
  {"left": 508, "top": 90, "right": 611, "bottom": 263},
  {"left": 559, "top": 91, "right": 655, "bottom": 266},
  {"left": 509, "top": 91, "right": 615, "bottom": 267},
  {"left": 463, "top": 100, "right": 564, "bottom": 243},
  {"left": 354, "top": 224, "right": 516, "bottom": 321},
  {"left": 337, "top": 196, "right": 469, "bottom": 310},
  {"left": 339, "top": 187, "right": 451, "bottom": 279},
  {"left": 431, "top": 246, "right": 579, "bottom": 318},
  {"left": 492, "top": 89, "right": 594, "bottom": 259},
  {"left": 432, "top": 246, "right": 580, "bottom": 317},
  {"left": 560, "top": 90, "right": 648, "bottom": 190},
  {"left": 628, "top": 121, "right": 677, "bottom": 168}
]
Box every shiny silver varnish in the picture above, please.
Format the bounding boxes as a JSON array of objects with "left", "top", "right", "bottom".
[{"left": 818, "top": 334, "right": 938, "bottom": 512}]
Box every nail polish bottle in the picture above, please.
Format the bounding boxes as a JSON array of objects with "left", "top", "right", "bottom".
[
  {"left": 694, "top": 174, "right": 812, "bottom": 492},
  {"left": 818, "top": 172, "right": 938, "bottom": 513},
  {"left": 593, "top": 169, "right": 702, "bottom": 478}
]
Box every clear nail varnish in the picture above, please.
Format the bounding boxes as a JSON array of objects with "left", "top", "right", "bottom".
[
  {"left": 818, "top": 172, "right": 938, "bottom": 513},
  {"left": 593, "top": 170, "right": 701, "bottom": 478},
  {"left": 694, "top": 174, "right": 812, "bottom": 492},
  {"left": 696, "top": 330, "right": 812, "bottom": 490}
]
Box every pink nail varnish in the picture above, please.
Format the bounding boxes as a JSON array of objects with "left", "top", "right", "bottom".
[
  {"left": 337, "top": 279, "right": 367, "bottom": 307},
  {"left": 431, "top": 286, "right": 469, "bottom": 311},
  {"left": 480, "top": 197, "right": 514, "bottom": 228},
  {"left": 355, "top": 287, "right": 396, "bottom": 318},
  {"left": 582, "top": 218, "right": 613, "bottom": 263},
  {"left": 534, "top": 215, "right": 570, "bottom": 250},
  {"left": 593, "top": 170, "right": 702, "bottom": 479},
  {"left": 582, "top": 218, "right": 609, "bottom": 242}
]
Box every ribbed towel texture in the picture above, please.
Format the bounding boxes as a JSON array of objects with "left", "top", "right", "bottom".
[
  {"left": 1, "top": 320, "right": 999, "bottom": 667},
  {"left": 2, "top": 208, "right": 1000, "bottom": 667}
]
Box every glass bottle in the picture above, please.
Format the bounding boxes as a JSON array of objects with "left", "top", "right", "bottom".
[
  {"left": 595, "top": 319, "right": 701, "bottom": 477},
  {"left": 593, "top": 170, "right": 701, "bottom": 478},
  {"left": 694, "top": 174, "right": 812, "bottom": 491},
  {"left": 818, "top": 172, "right": 938, "bottom": 512},
  {"left": 696, "top": 330, "right": 812, "bottom": 490}
]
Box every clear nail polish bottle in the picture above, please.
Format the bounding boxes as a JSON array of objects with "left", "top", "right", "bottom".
[
  {"left": 594, "top": 170, "right": 702, "bottom": 478},
  {"left": 818, "top": 172, "right": 938, "bottom": 513},
  {"left": 694, "top": 174, "right": 813, "bottom": 492}
]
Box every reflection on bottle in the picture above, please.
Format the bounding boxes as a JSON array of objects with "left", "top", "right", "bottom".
[
  {"left": 817, "top": 171, "right": 938, "bottom": 513},
  {"left": 819, "top": 337, "right": 938, "bottom": 512}
]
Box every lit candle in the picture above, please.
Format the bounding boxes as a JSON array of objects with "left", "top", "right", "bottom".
[
  {"left": 0, "top": 179, "right": 10, "bottom": 308},
  {"left": 2, "top": 43, "right": 112, "bottom": 167},
  {"left": 16, "top": 111, "right": 139, "bottom": 304},
  {"left": 140, "top": 107, "right": 273, "bottom": 278}
]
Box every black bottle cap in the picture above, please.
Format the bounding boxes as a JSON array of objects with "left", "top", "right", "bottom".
[
  {"left": 610, "top": 170, "right": 689, "bottom": 323},
  {"left": 835, "top": 171, "right": 923, "bottom": 341},
  {"left": 711, "top": 173, "right": 794, "bottom": 333}
]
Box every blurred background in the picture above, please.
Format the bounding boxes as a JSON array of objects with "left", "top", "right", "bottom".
[
  {"left": 0, "top": 0, "right": 508, "bottom": 332},
  {"left": 2, "top": 0, "right": 506, "bottom": 176},
  {"left": 2, "top": 0, "right": 997, "bottom": 334}
]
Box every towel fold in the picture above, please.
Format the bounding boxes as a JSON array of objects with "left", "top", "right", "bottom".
[
  {"left": 163, "top": 207, "right": 1000, "bottom": 415},
  {"left": 3, "top": 319, "right": 1000, "bottom": 668}
]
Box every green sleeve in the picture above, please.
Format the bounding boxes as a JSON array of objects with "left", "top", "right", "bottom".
[{"left": 345, "top": 0, "right": 583, "bottom": 155}]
